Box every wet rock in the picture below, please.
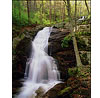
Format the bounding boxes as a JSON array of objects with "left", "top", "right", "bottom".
[
  {"left": 56, "top": 65, "right": 91, "bottom": 98},
  {"left": 58, "top": 86, "right": 72, "bottom": 96},
  {"left": 49, "top": 28, "right": 76, "bottom": 80},
  {"left": 43, "top": 83, "right": 65, "bottom": 98},
  {"left": 36, "top": 87, "right": 45, "bottom": 98}
]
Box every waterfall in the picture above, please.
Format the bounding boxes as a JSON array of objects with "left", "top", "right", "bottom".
[{"left": 16, "top": 27, "right": 61, "bottom": 98}]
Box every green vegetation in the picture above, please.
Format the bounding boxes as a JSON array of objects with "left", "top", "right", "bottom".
[
  {"left": 12, "top": 0, "right": 91, "bottom": 26},
  {"left": 68, "top": 65, "right": 90, "bottom": 78},
  {"left": 68, "top": 67, "right": 78, "bottom": 77},
  {"left": 61, "top": 34, "right": 72, "bottom": 48},
  {"left": 12, "top": 1, "right": 91, "bottom": 97},
  {"left": 58, "top": 87, "right": 72, "bottom": 95},
  {"left": 78, "top": 31, "right": 91, "bottom": 36}
]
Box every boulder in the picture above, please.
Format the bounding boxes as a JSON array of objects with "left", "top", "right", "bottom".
[{"left": 49, "top": 28, "right": 76, "bottom": 80}]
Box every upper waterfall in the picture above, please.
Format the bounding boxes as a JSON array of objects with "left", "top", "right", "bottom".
[{"left": 16, "top": 27, "right": 60, "bottom": 98}]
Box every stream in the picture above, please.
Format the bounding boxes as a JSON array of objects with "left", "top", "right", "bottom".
[{"left": 16, "top": 27, "right": 61, "bottom": 98}]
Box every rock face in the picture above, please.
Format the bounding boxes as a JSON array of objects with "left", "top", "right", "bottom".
[
  {"left": 43, "top": 83, "right": 65, "bottom": 98},
  {"left": 49, "top": 28, "right": 76, "bottom": 80}
]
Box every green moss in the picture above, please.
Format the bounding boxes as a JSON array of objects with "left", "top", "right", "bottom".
[
  {"left": 76, "top": 66, "right": 90, "bottom": 78},
  {"left": 77, "top": 38, "right": 87, "bottom": 50},
  {"left": 67, "top": 65, "right": 90, "bottom": 78},
  {"left": 58, "top": 87, "right": 72, "bottom": 95},
  {"left": 61, "top": 34, "right": 72, "bottom": 48},
  {"left": 73, "top": 89, "right": 89, "bottom": 95},
  {"left": 77, "top": 31, "right": 91, "bottom": 36},
  {"left": 68, "top": 67, "right": 78, "bottom": 77}
]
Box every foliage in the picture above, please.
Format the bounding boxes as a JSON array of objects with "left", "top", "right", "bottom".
[
  {"left": 68, "top": 65, "right": 90, "bottom": 78},
  {"left": 61, "top": 34, "right": 72, "bottom": 48},
  {"left": 87, "top": 14, "right": 91, "bottom": 20},
  {"left": 68, "top": 67, "right": 78, "bottom": 77},
  {"left": 77, "top": 65, "right": 91, "bottom": 78},
  {"left": 78, "top": 31, "right": 91, "bottom": 36},
  {"left": 12, "top": 1, "right": 91, "bottom": 26}
]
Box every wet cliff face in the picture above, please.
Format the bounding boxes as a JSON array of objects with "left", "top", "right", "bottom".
[
  {"left": 12, "top": 25, "right": 45, "bottom": 96},
  {"left": 12, "top": 25, "right": 45, "bottom": 80}
]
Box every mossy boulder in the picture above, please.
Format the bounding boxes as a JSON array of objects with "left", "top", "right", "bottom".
[
  {"left": 68, "top": 67, "right": 78, "bottom": 77},
  {"left": 58, "top": 87, "right": 72, "bottom": 96}
]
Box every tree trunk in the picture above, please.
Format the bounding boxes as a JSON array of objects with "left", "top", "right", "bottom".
[
  {"left": 18, "top": 1, "right": 21, "bottom": 23},
  {"left": 27, "top": 0, "right": 30, "bottom": 24},
  {"left": 49, "top": 0, "right": 52, "bottom": 24},
  {"left": 63, "top": 0, "right": 71, "bottom": 20},
  {"left": 42, "top": 0, "right": 44, "bottom": 14},
  {"left": 54, "top": 0, "right": 56, "bottom": 21},
  {"left": 63, "top": 0, "right": 82, "bottom": 66},
  {"left": 40, "top": 1, "right": 43, "bottom": 24},
  {"left": 67, "top": 0, "right": 71, "bottom": 18},
  {"left": 34, "top": 0, "right": 37, "bottom": 11},
  {"left": 63, "top": 2, "right": 65, "bottom": 22},
  {"left": 85, "top": 0, "right": 89, "bottom": 15},
  {"left": 60, "top": 2, "right": 62, "bottom": 21},
  {"left": 72, "top": 0, "right": 82, "bottom": 67}
]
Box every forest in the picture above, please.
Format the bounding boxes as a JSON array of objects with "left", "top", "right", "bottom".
[
  {"left": 12, "top": 0, "right": 91, "bottom": 98},
  {"left": 12, "top": 0, "right": 90, "bottom": 26}
]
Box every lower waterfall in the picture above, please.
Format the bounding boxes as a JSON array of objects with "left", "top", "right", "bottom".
[{"left": 16, "top": 27, "right": 61, "bottom": 98}]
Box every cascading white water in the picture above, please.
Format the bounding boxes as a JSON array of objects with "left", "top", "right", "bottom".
[{"left": 16, "top": 27, "right": 60, "bottom": 98}]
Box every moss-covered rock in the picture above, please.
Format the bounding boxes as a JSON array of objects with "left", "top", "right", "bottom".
[
  {"left": 58, "top": 87, "right": 72, "bottom": 96},
  {"left": 68, "top": 67, "right": 78, "bottom": 77}
]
